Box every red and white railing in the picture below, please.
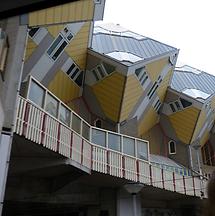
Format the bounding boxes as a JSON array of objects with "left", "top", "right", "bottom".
[{"left": 15, "top": 95, "right": 207, "bottom": 198}]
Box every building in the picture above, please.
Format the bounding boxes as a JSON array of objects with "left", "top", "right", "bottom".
[{"left": 0, "top": 0, "right": 214, "bottom": 215}]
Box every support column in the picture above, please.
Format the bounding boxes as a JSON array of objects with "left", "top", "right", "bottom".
[
  {"left": 117, "top": 189, "right": 142, "bottom": 216},
  {"left": 0, "top": 133, "right": 12, "bottom": 215}
]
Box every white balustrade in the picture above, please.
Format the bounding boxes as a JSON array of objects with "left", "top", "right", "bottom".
[
  {"left": 108, "top": 151, "right": 123, "bottom": 178},
  {"left": 138, "top": 161, "right": 151, "bottom": 184},
  {"left": 124, "top": 156, "right": 137, "bottom": 181},
  {"left": 14, "top": 95, "right": 207, "bottom": 198}
]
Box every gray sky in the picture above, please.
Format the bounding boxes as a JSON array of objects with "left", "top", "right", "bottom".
[{"left": 103, "top": 0, "right": 215, "bottom": 75}]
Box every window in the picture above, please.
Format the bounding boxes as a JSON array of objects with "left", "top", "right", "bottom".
[
  {"left": 72, "top": 114, "right": 81, "bottom": 133},
  {"left": 47, "top": 30, "right": 73, "bottom": 61},
  {"left": 0, "top": 29, "right": 8, "bottom": 78},
  {"left": 108, "top": 133, "right": 121, "bottom": 151},
  {"left": 45, "top": 93, "right": 59, "bottom": 117},
  {"left": 168, "top": 140, "right": 176, "bottom": 154},
  {"left": 169, "top": 103, "right": 176, "bottom": 112},
  {"left": 175, "top": 101, "right": 182, "bottom": 110},
  {"left": 137, "top": 140, "right": 148, "bottom": 160},
  {"left": 153, "top": 99, "right": 161, "bottom": 113},
  {"left": 29, "top": 27, "right": 39, "bottom": 38},
  {"left": 28, "top": 80, "right": 45, "bottom": 107},
  {"left": 65, "top": 62, "right": 83, "bottom": 87},
  {"left": 82, "top": 122, "right": 90, "bottom": 140},
  {"left": 123, "top": 137, "right": 135, "bottom": 156},
  {"left": 59, "top": 104, "right": 70, "bottom": 126},
  {"left": 135, "top": 67, "right": 148, "bottom": 87},
  {"left": 92, "top": 128, "right": 106, "bottom": 147},
  {"left": 169, "top": 100, "right": 186, "bottom": 113},
  {"left": 94, "top": 119, "right": 102, "bottom": 128},
  {"left": 180, "top": 98, "right": 192, "bottom": 108},
  {"left": 91, "top": 63, "right": 114, "bottom": 82},
  {"left": 147, "top": 82, "right": 159, "bottom": 99}
]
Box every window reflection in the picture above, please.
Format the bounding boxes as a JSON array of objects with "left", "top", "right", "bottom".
[
  {"left": 92, "top": 128, "right": 106, "bottom": 147},
  {"left": 123, "top": 137, "right": 135, "bottom": 156},
  {"left": 137, "top": 140, "right": 148, "bottom": 160},
  {"left": 59, "top": 104, "right": 70, "bottom": 126},
  {"left": 72, "top": 114, "right": 81, "bottom": 133},
  {"left": 45, "top": 93, "right": 58, "bottom": 117},
  {"left": 82, "top": 122, "right": 90, "bottom": 140},
  {"left": 108, "top": 133, "right": 121, "bottom": 151},
  {"left": 28, "top": 80, "right": 45, "bottom": 107}
]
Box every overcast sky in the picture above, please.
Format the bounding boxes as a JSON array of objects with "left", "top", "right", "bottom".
[{"left": 103, "top": 0, "right": 215, "bottom": 75}]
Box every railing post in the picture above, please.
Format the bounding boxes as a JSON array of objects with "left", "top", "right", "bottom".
[
  {"left": 22, "top": 102, "right": 30, "bottom": 136},
  {"left": 57, "top": 123, "right": 61, "bottom": 152},
  {"left": 183, "top": 176, "right": 186, "bottom": 195},
  {"left": 173, "top": 172, "right": 176, "bottom": 192},
  {"left": 40, "top": 113, "right": 46, "bottom": 144},
  {"left": 107, "top": 150, "right": 110, "bottom": 174},
  {"left": 149, "top": 164, "right": 152, "bottom": 185},
  {"left": 81, "top": 139, "right": 84, "bottom": 165},
  {"left": 161, "top": 169, "right": 165, "bottom": 189},
  {"left": 192, "top": 176, "right": 196, "bottom": 196},
  {"left": 70, "top": 131, "right": 73, "bottom": 159},
  {"left": 122, "top": 155, "right": 125, "bottom": 178},
  {"left": 136, "top": 159, "right": 139, "bottom": 182}
]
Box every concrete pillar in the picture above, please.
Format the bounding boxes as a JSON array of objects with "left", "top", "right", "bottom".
[
  {"left": 117, "top": 189, "right": 142, "bottom": 216},
  {"left": 0, "top": 133, "right": 12, "bottom": 215}
]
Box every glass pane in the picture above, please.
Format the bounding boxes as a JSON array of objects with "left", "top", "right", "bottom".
[
  {"left": 47, "top": 35, "right": 63, "bottom": 55},
  {"left": 72, "top": 114, "right": 81, "bottom": 134},
  {"left": 82, "top": 122, "right": 90, "bottom": 140},
  {"left": 123, "top": 137, "right": 135, "bottom": 156},
  {"left": 45, "top": 94, "right": 58, "bottom": 117},
  {"left": 52, "top": 41, "right": 67, "bottom": 60},
  {"left": 28, "top": 80, "right": 45, "bottom": 107},
  {"left": 92, "top": 128, "right": 106, "bottom": 147},
  {"left": 137, "top": 140, "right": 148, "bottom": 160},
  {"left": 59, "top": 104, "right": 70, "bottom": 126},
  {"left": 108, "top": 133, "right": 121, "bottom": 151},
  {"left": 29, "top": 27, "right": 39, "bottom": 37}
]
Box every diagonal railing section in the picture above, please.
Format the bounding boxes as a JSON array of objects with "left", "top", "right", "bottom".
[{"left": 14, "top": 76, "right": 208, "bottom": 198}]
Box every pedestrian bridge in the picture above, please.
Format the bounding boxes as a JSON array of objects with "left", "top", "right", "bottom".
[{"left": 14, "top": 76, "right": 207, "bottom": 198}]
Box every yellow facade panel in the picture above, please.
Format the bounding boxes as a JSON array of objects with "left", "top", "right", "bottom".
[
  {"left": 211, "top": 95, "right": 215, "bottom": 109},
  {"left": 200, "top": 130, "right": 210, "bottom": 147},
  {"left": 191, "top": 110, "right": 206, "bottom": 143},
  {"left": 65, "top": 22, "right": 91, "bottom": 70},
  {"left": 29, "top": 0, "right": 94, "bottom": 26},
  {"left": 47, "top": 25, "right": 64, "bottom": 37},
  {"left": 92, "top": 72, "right": 125, "bottom": 122},
  {"left": 146, "top": 57, "right": 169, "bottom": 82},
  {"left": 48, "top": 70, "right": 80, "bottom": 104},
  {"left": 169, "top": 107, "right": 200, "bottom": 144},
  {"left": 157, "top": 69, "right": 172, "bottom": 102},
  {"left": 138, "top": 107, "right": 159, "bottom": 136},
  {"left": 25, "top": 38, "right": 37, "bottom": 61},
  {"left": 120, "top": 75, "right": 143, "bottom": 121}
]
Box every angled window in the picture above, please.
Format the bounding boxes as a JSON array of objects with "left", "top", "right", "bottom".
[
  {"left": 169, "top": 103, "right": 176, "bottom": 112},
  {"left": 29, "top": 27, "right": 39, "bottom": 38},
  {"left": 102, "top": 62, "right": 115, "bottom": 74},
  {"left": 47, "top": 29, "right": 73, "bottom": 61},
  {"left": 175, "top": 101, "right": 182, "bottom": 110},
  {"left": 66, "top": 63, "right": 76, "bottom": 75},
  {"left": 180, "top": 98, "right": 192, "bottom": 108},
  {"left": 153, "top": 99, "right": 161, "bottom": 113},
  {"left": 147, "top": 82, "right": 159, "bottom": 99},
  {"left": 168, "top": 140, "right": 176, "bottom": 154},
  {"left": 28, "top": 80, "right": 45, "bottom": 107},
  {"left": 135, "top": 67, "right": 148, "bottom": 87}
]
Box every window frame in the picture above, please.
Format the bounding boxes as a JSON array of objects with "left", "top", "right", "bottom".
[{"left": 168, "top": 140, "right": 176, "bottom": 155}]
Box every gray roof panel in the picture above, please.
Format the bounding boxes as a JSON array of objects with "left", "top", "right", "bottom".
[
  {"left": 91, "top": 23, "right": 178, "bottom": 65},
  {"left": 171, "top": 65, "right": 215, "bottom": 100}
]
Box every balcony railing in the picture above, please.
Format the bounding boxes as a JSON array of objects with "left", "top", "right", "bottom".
[{"left": 14, "top": 76, "right": 207, "bottom": 198}]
